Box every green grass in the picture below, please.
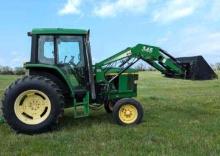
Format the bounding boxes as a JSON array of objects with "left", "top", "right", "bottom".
[{"left": 0, "top": 72, "right": 220, "bottom": 156}]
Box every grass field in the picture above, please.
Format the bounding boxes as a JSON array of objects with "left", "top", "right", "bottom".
[{"left": 0, "top": 72, "right": 220, "bottom": 156}]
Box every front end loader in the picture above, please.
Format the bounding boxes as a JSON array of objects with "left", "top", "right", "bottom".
[{"left": 0, "top": 28, "right": 217, "bottom": 134}]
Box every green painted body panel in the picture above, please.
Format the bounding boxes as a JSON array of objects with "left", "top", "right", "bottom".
[
  {"left": 0, "top": 117, "right": 4, "bottom": 124},
  {"left": 94, "top": 67, "right": 138, "bottom": 101},
  {"left": 32, "top": 28, "right": 88, "bottom": 35},
  {"left": 24, "top": 63, "right": 78, "bottom": 96},
  {"left": 95, "top": 67, "right": 137, "bottom": 83},
  {"left": 119, "top": 75, "right": 128, "bottom": 91}
]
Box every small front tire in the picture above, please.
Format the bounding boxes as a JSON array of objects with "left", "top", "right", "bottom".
[{"left": 113, "top": 98, "right": 143, "bottom": 125}]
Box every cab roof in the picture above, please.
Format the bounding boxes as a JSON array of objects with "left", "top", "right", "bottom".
[{"left": 31, "top": 28, "right": 88, "bottom": 35}]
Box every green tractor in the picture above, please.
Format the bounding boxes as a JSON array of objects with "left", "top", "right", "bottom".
[{"left": 1, "top": 28, "right": 217, "bottom": 134}]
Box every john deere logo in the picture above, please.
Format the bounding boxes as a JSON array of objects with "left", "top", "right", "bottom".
[{"left": 142, "top": 46, "right": 153, "bottom": 53}]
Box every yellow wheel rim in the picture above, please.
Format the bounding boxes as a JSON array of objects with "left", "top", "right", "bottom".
[
  {"left": 119, "top": 104, "right": 138, "bottom": 124},
  {"left": 14, "top": 90, "right": 51, "bottom": 125}
]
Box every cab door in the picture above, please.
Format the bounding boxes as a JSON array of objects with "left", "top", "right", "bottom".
[{"left": 56, "top": 35, "right": 87, "bottom": 89}]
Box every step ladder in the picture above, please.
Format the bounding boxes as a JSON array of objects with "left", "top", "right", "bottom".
[{"left": 73, "top": 92, "right": 90, "bottom": 118}]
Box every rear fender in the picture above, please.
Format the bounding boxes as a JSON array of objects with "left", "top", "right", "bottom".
[{"left": 24, "top": 63, "right": 74, "bottom": 95}]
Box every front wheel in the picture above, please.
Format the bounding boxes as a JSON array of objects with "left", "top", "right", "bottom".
[
  {"left": 2, "top": 76, "right": 64, "bottom": 134},
  {"left": 113, "top": 98, "right": 143, "bottom": 125}
]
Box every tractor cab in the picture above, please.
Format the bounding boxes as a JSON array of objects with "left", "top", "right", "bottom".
[{"left": 26, "top": 28, "right": 96, "bottom": 107}]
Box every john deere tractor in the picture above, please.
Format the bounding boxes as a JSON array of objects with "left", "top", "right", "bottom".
[{"left": 1, "top": 28, "right": 217, "bottom": 134}]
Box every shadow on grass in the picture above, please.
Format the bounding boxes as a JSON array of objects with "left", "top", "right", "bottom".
[
  {"left": 58, "top": 108, "right": 150, "bottom": 131},
  {"left": 58, "top": 109, "right": 114, "bottom": 130}
]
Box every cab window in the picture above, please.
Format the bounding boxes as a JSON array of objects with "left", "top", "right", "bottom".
[
  {"left": 38, "top": 35, "right": 54, "bottom": 64},
  {"left": 57, "top": 36, "right": 84, "bottom": 67}
]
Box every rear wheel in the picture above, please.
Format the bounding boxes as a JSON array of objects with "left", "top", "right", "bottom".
[
  {"left": 2, "top": 76, "right": 64, "bottom": 134},
  {"left": 14, "top": 90, "right": 52, "bottom": 125},
  {"left": 113, "top": 98, "right": 143, "bottom": 125}
]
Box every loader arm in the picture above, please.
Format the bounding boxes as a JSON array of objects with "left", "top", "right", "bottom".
[{"left": 95, "top": 44, "right": 186, "bottom": 83}]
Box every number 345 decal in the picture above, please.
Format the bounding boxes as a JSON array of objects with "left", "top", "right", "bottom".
[{"left": 142, "top": 46, "right": 153, "bottom": 53}]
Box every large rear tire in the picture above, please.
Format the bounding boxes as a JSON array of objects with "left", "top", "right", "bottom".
[{"left": 2, "top": 76, "right": 64, "bottom": 134}]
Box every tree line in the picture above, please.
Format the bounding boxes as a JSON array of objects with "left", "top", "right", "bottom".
[
  {"left": 211, "top": 63, "right": 220, "bottom": 71},
  {"left": 0, "top": 66, "right": 25, "bottom": 75}
]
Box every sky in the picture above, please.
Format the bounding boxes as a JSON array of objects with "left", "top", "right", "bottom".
[{"left": 0, "top": 0, "right": 220, "bottom": 67}]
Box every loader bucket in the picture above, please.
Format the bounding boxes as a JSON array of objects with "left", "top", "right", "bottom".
[{"left": 176, "top": 56, "right": 218, "bottom": 80}]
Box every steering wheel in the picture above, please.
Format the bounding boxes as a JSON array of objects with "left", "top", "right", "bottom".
[{"left": 69, "top": 56, "right": 77, "bottom": 68}]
